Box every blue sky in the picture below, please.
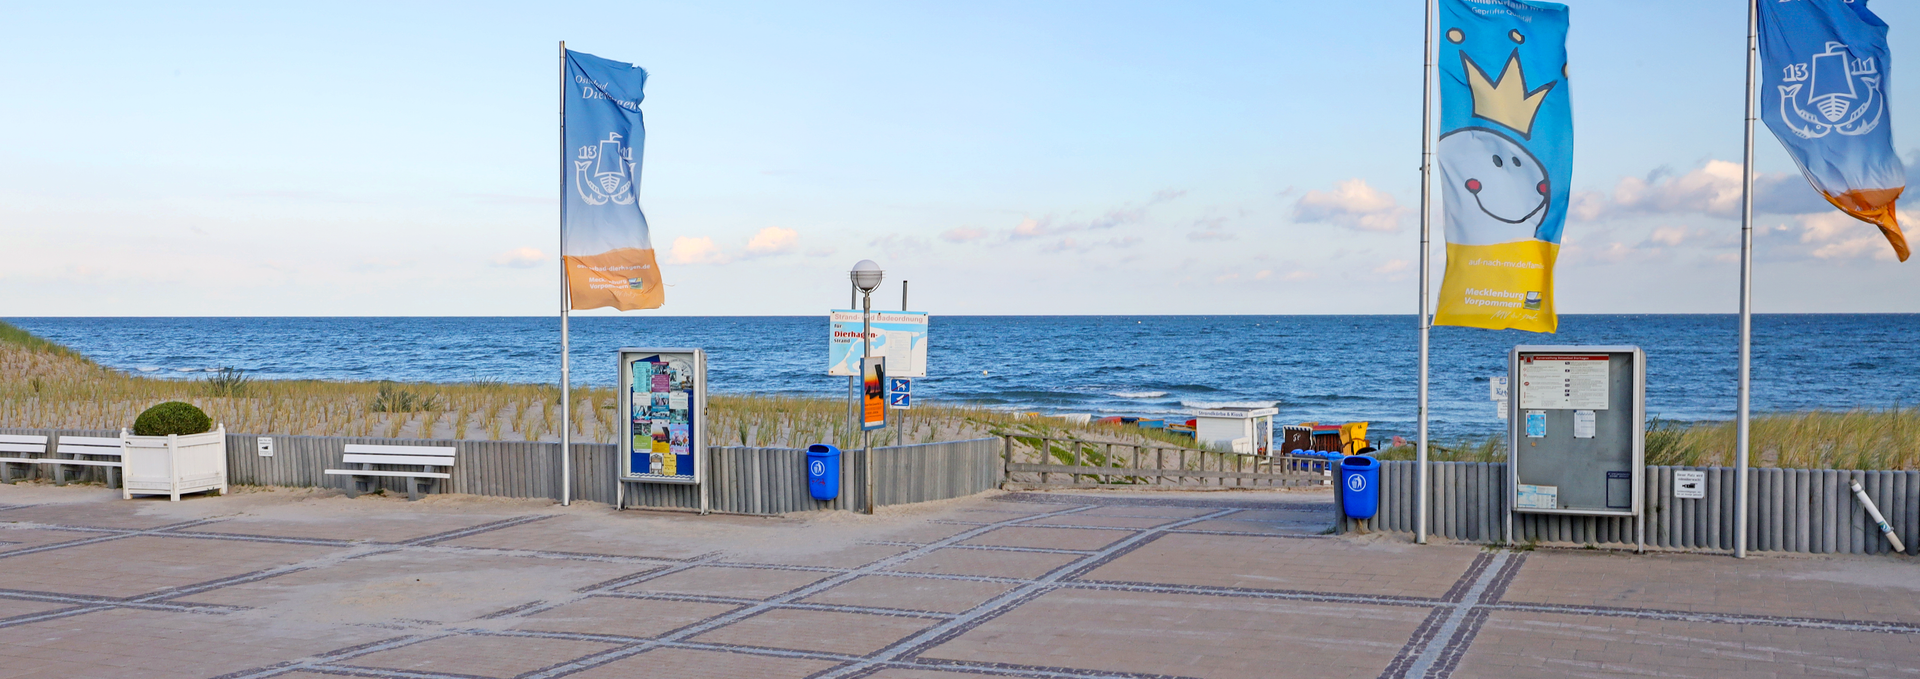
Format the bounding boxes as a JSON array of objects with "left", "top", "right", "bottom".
[{"left": 4, "top": 0, "right": 1919, "bottom": 316}]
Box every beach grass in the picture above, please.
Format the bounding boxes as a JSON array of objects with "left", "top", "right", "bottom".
[
  {"left": 1372, "top": 410, "right": 1920, "bottom": 470},
  {"left": 9, "top": 320, "right": 1917, "bottom": 469},
  {"left": 0, "top": 320, "right": 1198, "bottom": 451}
]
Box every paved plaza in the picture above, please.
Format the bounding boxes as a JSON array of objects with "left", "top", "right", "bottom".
[{"left": 0, "top": 484, "right": 1917, "bottom": 678}]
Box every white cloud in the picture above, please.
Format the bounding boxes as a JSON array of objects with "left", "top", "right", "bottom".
[
  {"left": 1647, "top": 226, "right": 1691, "bottom": 247},
  {"left": 941, "top": 227, "right": 987, "bottom": 243},
  {"left": 667, "top": 236, "right": 730, "bottom": 265},
  {"left": 1281, "top": 270, "right": 1317, "bottom": 281},
  {"left": 490, "top": 247, "right": 545, "bottom": 268},
  {"left": 744, "top": 226, "right": 799, "bottom": 256},
  {"left": 1372, "top": 259, "right": 1411, "bottom": 274},
  {"left": 1576, "top": 161, "right": 1828, "bottom": 221},
  {"left": 1798, "top": 212, "right": 1902, "bottom": 261},
  {"left": 1009, "top": 190, "right": 1185, "bottom": 241},
  {"left": 1040, "top": 236, "right": 1140, "bottom": 254},
  {"left": 1292, "top": 179, "right": 1407, "bottom": 233},
  {"left": 1254, "top": 269, "right": 1272, "bottom": 280}
]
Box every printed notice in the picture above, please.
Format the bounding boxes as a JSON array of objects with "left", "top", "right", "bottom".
[
  {"left": 1516, "top": 484, "right": 1558, "bottom": 510},
  {"left": 1674, "top": 470, "right": 1706, "bottom": 499},
  {"left": 1496, "top": 400, "right": 1509, "bottom": 420},
  {"left": 1525, "top": 410, "right": 1546, "bottom": 438},
  {"left": 1518, "top": 354, "right": 1610, "bottom": 410},
  {"left": 1573, "top": 410, "right": 1595, "bottom": 439}
]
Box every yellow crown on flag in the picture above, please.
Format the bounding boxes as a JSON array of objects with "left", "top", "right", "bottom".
[{"left": 1464, "top": 51, "right": 1555, "bottom": 138}]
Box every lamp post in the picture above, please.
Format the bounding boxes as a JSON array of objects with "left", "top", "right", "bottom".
[{"left": 850, "top": 259, "right": 884, "bottom": 514}]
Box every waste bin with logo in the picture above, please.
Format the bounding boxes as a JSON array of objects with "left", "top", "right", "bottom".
[
  {"left": 806, "top": 444, "right": 841, "bottom": 501},
  {"left": 1340, "top": 455, "right": 1380, "bottom": 519}
]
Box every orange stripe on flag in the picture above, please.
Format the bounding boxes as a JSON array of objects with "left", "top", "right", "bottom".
[
  {"left": 1822, "top": 187, "right": 1909, "bottom": 262},
  {"left": 565, "top": 248, "right": 665, "bottom": 311}
]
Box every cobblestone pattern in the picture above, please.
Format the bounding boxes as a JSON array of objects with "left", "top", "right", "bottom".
[{"left": 0, "top": 492, "right": 1916, "bottom": 679}]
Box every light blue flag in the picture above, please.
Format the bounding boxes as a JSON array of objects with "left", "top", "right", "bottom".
[
  {"left": 563, "top": 49, "right": 663, "bottom": 310},
  {"left": 1433, "top": 0, "right": 1571, "bottom": 333},
  {"left": 1759, "top": 0, "right": 1907, "bottom": 261}
]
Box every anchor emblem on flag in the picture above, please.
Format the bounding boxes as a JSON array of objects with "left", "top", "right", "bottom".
[
  {"left": 574, "top": 132, "right": 636, "bottom": 205},
  {"left": 1778, "top": 41, "right": 1885, "bottom": 138}
]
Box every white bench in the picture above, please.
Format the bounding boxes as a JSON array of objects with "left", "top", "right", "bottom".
[
  {"left": 53, "top": 436, "right": 124, "bottom": 487},
  {"left": 325, "top": 444, "right": 455, "bottom": 500},
  {"left": 0, "top": 434, "right": 50, "bottom": 483},
  {"left": 0, "top": 435, "right": 122, "bottom": 487}
]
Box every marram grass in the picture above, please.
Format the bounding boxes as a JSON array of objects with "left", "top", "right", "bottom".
[
  {"left": 0, "top": 320, "right": 1196, "bottom": 451},
  {"left": 8, "top": 320, "right": 1913, "bottom": 468},
  {"left": 1374, "top": 409, "right": 1920, "bottom": 470}
]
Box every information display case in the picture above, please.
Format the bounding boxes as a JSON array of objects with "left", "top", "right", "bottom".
[
  {"left": 618, "top": 348, "right": 706, "bottom": 485},
  {"left": 1506, "top": 345, "right": 1646, "bottom": 547}
]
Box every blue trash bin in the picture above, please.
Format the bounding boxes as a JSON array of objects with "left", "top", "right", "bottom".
[
  {"left": 1340, "top": 455, "right": 1380, "bottom": 519},
  {"left": 806, "top": 444, "right": 841, "bottom": 501}
]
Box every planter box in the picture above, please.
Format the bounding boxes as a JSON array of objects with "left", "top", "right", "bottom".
[{"left": 121, "top": 426, "right": 228, "bottom": 501}]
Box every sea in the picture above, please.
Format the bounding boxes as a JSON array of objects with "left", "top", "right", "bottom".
[{"left": 7, "top": 315, "right": 1917, "bottom": 443}]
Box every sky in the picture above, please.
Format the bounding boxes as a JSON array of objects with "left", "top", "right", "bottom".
[{"left": 5, "top": 0, "right": 1920, "bottom": 317}]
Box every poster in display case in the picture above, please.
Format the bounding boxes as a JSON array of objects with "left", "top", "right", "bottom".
[{"left": 618, "top": 348, "right": 705, "bottom": 484}]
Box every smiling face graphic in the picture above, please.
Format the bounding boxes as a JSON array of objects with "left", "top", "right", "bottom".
[{"left": 1438, "top": 127, "right": 1550, "bottom": 245}]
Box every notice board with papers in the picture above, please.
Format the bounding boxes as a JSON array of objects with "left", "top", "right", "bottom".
[
  {"left": 619, "top": 348, "right": 706, "bottom": 486},
  {"left": 1508, "top": 346, "right": 1644, "bottom": 519}
]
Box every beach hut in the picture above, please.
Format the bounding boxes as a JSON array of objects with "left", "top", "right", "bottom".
[{"left": 1192, "top": 406, "right": 1277, "bottom": 455}]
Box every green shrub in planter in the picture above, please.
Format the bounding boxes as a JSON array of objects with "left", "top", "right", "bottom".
[{"left": 133, "top": 401, "right": 213, "bottom": 437}]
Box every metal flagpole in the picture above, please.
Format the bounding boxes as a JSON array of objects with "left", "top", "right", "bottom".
[
  {"left": 1415, "top": 0, "right": 1436, "bottom": 546},
  {"left": 1735, "top": 0, "right": 1758, "bottom": 559},
  {"left": 559, "top": 40, "right": 573, "bottom": 507}
]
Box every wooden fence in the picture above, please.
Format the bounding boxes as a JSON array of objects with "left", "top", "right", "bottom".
[
  {"left": 0, "top": 428, "right": 1000, "bottom": 516},
  {"left": 999, "top": 435, "right": 1328, "bottom": 490},
  {"left": 1337, "top": 460, "right": 1920, "bottom": 556}
]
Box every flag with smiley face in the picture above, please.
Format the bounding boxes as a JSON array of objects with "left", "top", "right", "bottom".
[{"left": 1433, "top": 0, "right": 1571, "bottom": 333}]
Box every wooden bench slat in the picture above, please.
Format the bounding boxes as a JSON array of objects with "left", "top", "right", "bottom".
[
  {"left": 0, "top": 457, "right": 121, "bottom": 467},
  {"left": 56, "top": 445, "right": 121, "bottom": 456},
  {"left": 343, "top": 444, "right": 455, "bottom": 456},
  {"left": 323, "top": 469, "right": 452, "bottom": 479},
  {"left": 0, "top": 435, "right": 49, "bottom": 445},
  {"left": 340, "top": 454, "right": 455, "bottom": 467},
  {"left": 59, "top": 437, "right": 123, "bottom": 446},
  {"left": 0, "top": 443, "right": 48, "bottom": 453}
]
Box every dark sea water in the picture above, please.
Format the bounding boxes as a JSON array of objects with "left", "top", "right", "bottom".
[{"left": 7, "top": 315, "right": 1917, "bottom": 443}]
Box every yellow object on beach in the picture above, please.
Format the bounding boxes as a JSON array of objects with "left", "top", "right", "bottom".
[{"left": 1340, "top": 422, "right": 1369, "bottom": 453}]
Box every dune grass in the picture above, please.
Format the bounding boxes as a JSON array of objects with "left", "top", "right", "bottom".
[
  {"left": 0, "top": 320, "right": 1198, "bottom": 451},
  {"left": 8, "top": 320, "right": 1914, "bottom": 468},
  {"left": 1370, "top": 410, "right": 1920, "bottom": 470}
]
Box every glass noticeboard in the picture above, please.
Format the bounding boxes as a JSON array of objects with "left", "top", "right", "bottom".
[
  {"left": 1507, "top": 345, "right": 1644, "bottom": 517},
  {"left": 619, "top": 348, "right": 705, "bottom": 484}
]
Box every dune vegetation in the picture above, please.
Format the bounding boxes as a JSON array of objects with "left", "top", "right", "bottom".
[
  {"left": 1372, "top": 411, "right": 1920, "bottom": 470},
  {"left": 7, "top": 321, "right": 1917, "bottom": 468},
  {"left": 0, "top": 321, "right": 1198, "bottom": 451}
]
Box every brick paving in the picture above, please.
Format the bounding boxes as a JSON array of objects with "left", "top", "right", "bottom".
[{"left": 0, "top": 486, "right": 1917, "bottom": 678}]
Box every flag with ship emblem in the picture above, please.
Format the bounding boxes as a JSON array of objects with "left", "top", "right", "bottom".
[
  {"left": 1759, "top": 0, "right": 1908, "bottom": 262},
  {"left": 1433, "top": 0, "right": 1571, "bottom": 333},
  {"left": 563, "top": 50, "right": 664, "bottom": 310}
]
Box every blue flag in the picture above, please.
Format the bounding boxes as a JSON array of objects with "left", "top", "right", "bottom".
[
  {"left": 1433, "top": 0, "right": 1572, "bottom": 333},
  {"left": 563, "top": 49, "right": 664, "bottom": 310},
  {"left": 1760, "top": 0, "right": 1907, "bottom": 261}
]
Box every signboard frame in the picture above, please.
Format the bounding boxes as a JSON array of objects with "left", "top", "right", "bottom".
[
  {"left": 1506, "top": 345, "right": 1646, "bottom": 549},
  {"left": 617, "top": 348, "right": 707, "bottom": 487},
  {"left": 829, "top": 310, "right": 928, "bottom": 378},
  {"left": 862, "top": 356, "right": 887, "bottom": 431},
  {"left": 889, "top": 377, "right": 912, "bottom": 410}
]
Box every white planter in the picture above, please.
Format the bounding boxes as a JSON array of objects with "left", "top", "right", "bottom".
[{"left": 121, "top": 425, "right": 228, "bottom": 501}]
